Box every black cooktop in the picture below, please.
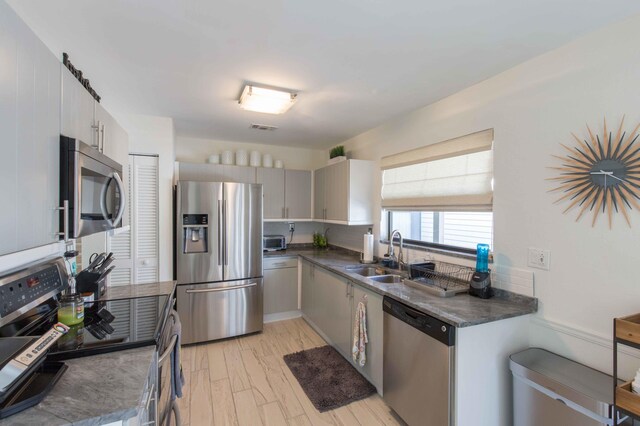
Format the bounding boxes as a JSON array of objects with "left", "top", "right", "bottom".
[{"left": 0, "top": 294, "right": 170, "bottom": 360}]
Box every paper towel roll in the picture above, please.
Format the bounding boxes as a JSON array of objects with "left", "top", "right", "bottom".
[{"left": 363, "top": 233, "right": 374, "bottom": 262}]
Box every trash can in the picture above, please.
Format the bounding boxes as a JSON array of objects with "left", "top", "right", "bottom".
[{"left": 510, "top": 348, "right": 625, "bottom": 426}]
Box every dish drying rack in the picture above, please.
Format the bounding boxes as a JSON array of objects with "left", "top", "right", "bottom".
[{"left": 405, "top": 260, "right": 475, "bottom": 297}]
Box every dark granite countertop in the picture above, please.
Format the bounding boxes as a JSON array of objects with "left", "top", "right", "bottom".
[
  {"left": 102, "top": 281, "right": 176, "bottom": 301},
  {"left": 266, "top": 247, "right": 537, "bottom": 327},
  {"left": 0, "top": 347, "right": 155, "bottom": 426}
]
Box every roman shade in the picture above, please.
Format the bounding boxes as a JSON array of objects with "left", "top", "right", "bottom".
[{"left": 381, "top": 129, "right": 494, "bottom": 211}]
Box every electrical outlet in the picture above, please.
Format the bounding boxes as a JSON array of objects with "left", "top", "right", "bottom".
[
  {"left": 528, "top": 247, "right": 550, "bottom": 270},
  {"left": 288, "top": 222, "right": 295, "bottom": 232}
]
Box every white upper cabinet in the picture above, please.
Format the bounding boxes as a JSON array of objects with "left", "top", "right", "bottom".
[
  {"left": 62, "top": 67, "right": 129, "bottom": 171},
  {"left": 61, "top": 66, "right": 96, "bottom": 146},
  {"left": 313, "top": 159, "right": 376, "bottom": 225},
  {"left": 0, "top": 1, "right": 61, "bottom": 255},
  {"left": 95, "top": 101, "right": 129, "bottom": 169}
]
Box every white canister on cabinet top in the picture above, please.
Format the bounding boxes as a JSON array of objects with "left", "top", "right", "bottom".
[{"left": 263, "top": 154, "right": 273, "bottom": 168}]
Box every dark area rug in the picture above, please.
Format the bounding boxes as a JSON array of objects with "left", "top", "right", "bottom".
[{"left": 283, "top": 345, "right": 376, "bottom": 412}]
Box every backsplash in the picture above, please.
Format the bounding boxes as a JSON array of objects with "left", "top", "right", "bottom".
[
  {"left": 264, "top": 222, "right": 322, "bottom": 245},
  {"left": 323, "top": 224, "right": 371, "bottom": 252}
]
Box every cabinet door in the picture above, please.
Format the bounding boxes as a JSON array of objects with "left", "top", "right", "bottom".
[
  {"left": 313, "top": 168, "right": 326, "bottom": 220},
  {"left": 61, "top": 66, "right": 96, "bottom": 145},
  {"left": 285, "top": 170, "right": 312, "bottom": 220},
  {"left": 222, "top": 165, "right": 256, "bottom": 183},
  {"left": 0, "top": 2, "right": 61, "bottom": 255},
  {"left": 257, "top": 168, "right": 285, "bottom": 220},
  {"left": 351, "top": 284, "right": 383, "bottom": 393},
  {"left": 264, "top": 266, "right": 298, "bottom": 314},
  {"left": 314, "top": 267, "right": 352, "bottom": 356},
  {"left": 325, "top": 161, "right": 349, "bottom": 222},
  {"left": 95, "top": 102, "right": 129, "bottom": 167},
  {"left": 301, "top": 261, "right": 314, "bottom": 318}
]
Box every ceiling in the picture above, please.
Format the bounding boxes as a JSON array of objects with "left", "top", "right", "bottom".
[{"left": 7, "top": 0, "right": 640, "bottom": 149}]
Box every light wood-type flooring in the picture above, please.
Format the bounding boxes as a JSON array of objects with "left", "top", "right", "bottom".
[{"left": 176, "top": 317, "right": 404, "bottom": 426}]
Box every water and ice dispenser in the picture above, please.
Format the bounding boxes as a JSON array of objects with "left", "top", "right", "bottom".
[{"left": 182, "top": 214, "right": 208, "bottom": 254}]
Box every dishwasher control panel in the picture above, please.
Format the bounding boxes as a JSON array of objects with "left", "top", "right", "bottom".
[{"left": 383, "top": 296, "right": 455, "bottom": 346}]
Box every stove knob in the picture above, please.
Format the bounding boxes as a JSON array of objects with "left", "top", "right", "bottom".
[{"left": 441, "top": 326, "right": 446, "bottom": 332}]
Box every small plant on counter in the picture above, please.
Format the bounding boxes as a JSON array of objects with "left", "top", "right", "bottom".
[
  {"left": 313, "top": 232, "right": 328, "bottom": 249},
  {"left": 329, "top": 145, "right": 345, "bottom": 159}
]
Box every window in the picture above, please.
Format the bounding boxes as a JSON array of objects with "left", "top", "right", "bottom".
[
  {"left": 387, "top": 210, "right": 493, "bottom": 253},
  {"left": 381, "top": 129, "right": 494, "bottom": 254}
]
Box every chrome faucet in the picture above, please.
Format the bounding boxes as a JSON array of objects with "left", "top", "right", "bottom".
[{"left": 387, "top": 229, "right": 404, "bottom": 268}]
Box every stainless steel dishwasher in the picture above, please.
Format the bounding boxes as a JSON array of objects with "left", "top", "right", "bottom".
[{"left": 383, "top": 296, "right": 455, "bottom": 426}]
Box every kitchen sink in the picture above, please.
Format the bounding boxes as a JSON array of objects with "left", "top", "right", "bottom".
[
  {"left": 369, "top": 275, "right": 403, "bottom": 284},
  {"left": 345, "top": 266, "right": 386, "bottom": 277}
]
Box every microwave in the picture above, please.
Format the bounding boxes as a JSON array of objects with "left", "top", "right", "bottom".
[
  {"left": 263, "top": 235, "right": 286, "bottom": 252},
  {"left": 60, "top": 135, "right": 126, "bottom": 239}
]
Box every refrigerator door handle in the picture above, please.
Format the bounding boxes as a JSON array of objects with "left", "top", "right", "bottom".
[
  {"left": 224, "top": 199, "right": 228, "bottom": 266},
  {"left": 217, "top": 200, "right": 223, "bottom": 265},
  {"left": 185, "top": 282, "right": 257, "bottom": 293}
]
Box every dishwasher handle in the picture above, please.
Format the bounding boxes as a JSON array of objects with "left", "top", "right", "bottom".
[{"left": 383, "top": 296, "right": 455, "bottom": 346}]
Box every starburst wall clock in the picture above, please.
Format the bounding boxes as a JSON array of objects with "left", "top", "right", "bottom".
[{"left": 548, "top": 117, "right": 640, "bottom": 229}]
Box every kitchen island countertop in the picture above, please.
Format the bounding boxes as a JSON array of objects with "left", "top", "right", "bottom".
[
  {"left": 102, "top": 280, "right": 177, "bottom": 300},
  {"left": 265, "top": 247, "right": 537, "bottom": 327},
  {"left": 0, "top": 347, "right": 155, "bottom": 426}
]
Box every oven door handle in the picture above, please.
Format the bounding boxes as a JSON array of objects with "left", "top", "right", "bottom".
[
  {"left": 185, "top": 282, "right": 257, "bottom": 294},
  {"left": 100, "top": 172, "right": 126, "bottom": 228}
]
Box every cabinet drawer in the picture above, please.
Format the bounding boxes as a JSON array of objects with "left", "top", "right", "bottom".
[{"left": 264, "top": 257, "right": 297, "bottom": 270}]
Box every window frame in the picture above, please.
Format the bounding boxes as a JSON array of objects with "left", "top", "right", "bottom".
[{"left": 384, "top": 210, "right": 491, "bottom": 256}]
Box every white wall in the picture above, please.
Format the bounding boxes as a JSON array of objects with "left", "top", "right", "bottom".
[
  {"left": 116, "top": 114, "right": 175, "bottom": 282},
  {"left": 176, "top": 136, "right": 326, "bottom": 171},
  {"left": 337, "top": 15, "right": 640, "bottom": 377}
]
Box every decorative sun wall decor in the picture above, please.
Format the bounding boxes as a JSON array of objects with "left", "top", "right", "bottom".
[{"left": 548, "top": 117, "right": 640, "bottom": 229}]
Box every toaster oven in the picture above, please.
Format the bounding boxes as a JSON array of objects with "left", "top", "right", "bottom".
[{"left": 263, "top": 235, "right": 286, "bottom": 252}]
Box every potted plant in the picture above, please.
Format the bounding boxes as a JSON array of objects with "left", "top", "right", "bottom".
[{"left": 328, "top": 145, "right": 347, "bottom": 165}]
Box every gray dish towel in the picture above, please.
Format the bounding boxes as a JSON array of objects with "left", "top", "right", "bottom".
[{"left": 161, "top": 309, "right": 184, "bottom": 400}]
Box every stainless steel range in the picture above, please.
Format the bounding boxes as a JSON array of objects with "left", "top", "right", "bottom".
[{"left": 175, "top": 181, "right": 263, "bottom": 344}]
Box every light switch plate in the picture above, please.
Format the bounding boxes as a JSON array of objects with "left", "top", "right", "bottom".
[{"left": 528, "top": 247, "right": 550, "bottom": 270}]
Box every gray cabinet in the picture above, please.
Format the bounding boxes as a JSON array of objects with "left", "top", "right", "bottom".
[
  {"left": 181, "top": 163, "right": 312, "bottom": 221},
  {"left": 313, "top": 159, "right": 376, "bottom": 225},
  {"left": 285, "top": 169, "right": 312, "bottom": 220},
  {"left": 263, "top": 257, "right": 298, "bottom": 315},
  {"left": 351, "top": 284, "right": 383, "bottom": 393},
  {"left": 257, "top": 168, "right": 285, "bottom": 219},
  {"left": 314, "top": 167, "right": 327, "bottom": 220},
  {"left": 257, "top": 168, "right": 312, "bottom": 221},
  {"left": 315, "top": 267, "right": 352, "bottom": 357},
  {"left": 301, "top": 260, "right": 315, "bottom": 322},
  {"left": 300, "top": 259, "right": 383, "bottom": 392},
  {"left": 177, "top": 163, "right": 256, "bottom": 183},
  {"left": 0, "top": 1, "right": 61, "bottom": 255}
]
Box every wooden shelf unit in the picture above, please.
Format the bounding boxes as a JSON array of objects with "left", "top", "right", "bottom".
[{"left": 613, "top": 314, "right": 640, "bottom": 424}]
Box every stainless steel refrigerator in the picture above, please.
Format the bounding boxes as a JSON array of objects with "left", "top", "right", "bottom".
[{"left": 176, "top": 181, "right": 263, "bottom": 344}]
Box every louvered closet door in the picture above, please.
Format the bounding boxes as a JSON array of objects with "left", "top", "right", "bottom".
[
  {"left": 106, "top": 154, "right": 159, "bottom": 285},
  {"left": 132, "top": 155, "right": 159, "bottom": 284}
]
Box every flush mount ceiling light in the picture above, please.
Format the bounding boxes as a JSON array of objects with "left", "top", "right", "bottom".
[{"left": 238, "top": 84, "right": 297, "bottom": 114}]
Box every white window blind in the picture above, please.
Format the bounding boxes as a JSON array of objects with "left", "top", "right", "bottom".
[{"left": 381, "top": 129, "right": 494, "bottom": 211}]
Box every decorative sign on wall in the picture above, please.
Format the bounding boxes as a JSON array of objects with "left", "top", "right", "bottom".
[
  {"left": 549, "top": 117, "right": 640, "bottom": 229},
  {"left": 62, "top": 52, "right": 101, "bottom": 102}
]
